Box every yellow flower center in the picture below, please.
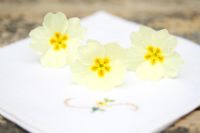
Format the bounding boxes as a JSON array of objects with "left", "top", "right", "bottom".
[
  {"left": 49, "top": 32, "right": 68, "bottom": 51},
  {"left": 144, "top": 45, "right": 165, "bottom": 65},
  {"left": 91, "top": 57, "right": 111, "bottom": 78}
]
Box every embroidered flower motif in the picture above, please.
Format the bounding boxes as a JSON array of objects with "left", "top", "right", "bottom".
[
  {"left": 64, "top": 98, "right": 138, "bottom": 113},
  {"left": 127, "top": 26, "right": 183, "bottom": 80},
  {"left": 29, "top": 12, "right": 86, "bottom": 68},
  {"left": 92, "top": 98, "right": 115, "bottom": 112},
  {"left": 71, "top": 40, "right": 126, "bottom": 90}
]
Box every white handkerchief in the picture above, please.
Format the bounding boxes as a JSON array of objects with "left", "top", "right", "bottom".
[{"left": 0, "top": 11, "right": 200, "bottom": 133}]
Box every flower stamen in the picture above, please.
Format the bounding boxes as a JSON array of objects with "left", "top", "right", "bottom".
[
  {"left": 144, "top": 45, "right": 165, "bottom": 65},
  {"left": 91, "top": 57, "right": 111, "bottom": 78},
  {"left": 49, "top": 32, "right": 68, "bottom": 51}
]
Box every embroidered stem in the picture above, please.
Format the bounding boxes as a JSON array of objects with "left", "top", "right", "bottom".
[
  {"left": 108, "top": 102, "right": 138, "bottom": 111},
  {"left": 64, "top": 98, "right": 138, "bottom": 112},
  {"left": 64, "top": 98, "right": 90, "bottom": 109}
]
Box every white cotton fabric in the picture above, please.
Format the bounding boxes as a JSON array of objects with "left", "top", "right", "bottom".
[{"left": 0, "top": 11, "right": 200, "bottom": 133}]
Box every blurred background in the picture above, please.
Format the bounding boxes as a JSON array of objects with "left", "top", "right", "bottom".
[
  {"left": 0, "top": 0, "right": 200, "bottom": 46},
  {"left": 0, "top": 0, "right": 200, "bottom": 133}
]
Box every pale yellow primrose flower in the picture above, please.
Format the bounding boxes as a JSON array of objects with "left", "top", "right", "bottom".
[
  {"left": 71, "top": 40, "right": 127, "bottom": 90},
  {"left": 29, "top": 12, "right": 86, "bottom": 68},
  {"left": 127, "top": 26, "right": 183, "bottom": 80}
]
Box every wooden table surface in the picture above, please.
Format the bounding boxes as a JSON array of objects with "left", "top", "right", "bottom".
[{"left": 0, "top": 0, "right": 200, "bottom": 132}]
